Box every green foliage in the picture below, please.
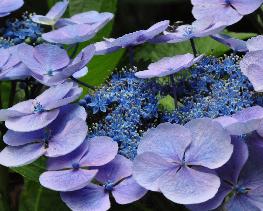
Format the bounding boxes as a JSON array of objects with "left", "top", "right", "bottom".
[
  {"left": 158, "top": 95, "right": 175, "bottom": 112},
  {"left": 19, "top": 180, "right": 70, "bottom": 211},
  {"left": 11, "top": 157, "right": 46, "bottom": 182},
  {"left": 135, "top": 32, "right": 257, "bottom": 63}
]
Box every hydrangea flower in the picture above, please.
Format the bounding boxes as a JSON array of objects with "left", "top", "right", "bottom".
[
  {"left": 55, "top": 11, "right": 113, "bottom": 28},
  {"left": 135, "top": 53, "right": 203, "bottom": 78},
  {"left": 0, "top": 44, "right": 30, "bottom": 80},
  {"left": 18, "top": 43, "right": 95, "bottom": 86},
  {"left": 0, "top": 0, "right": 24, "bottom": 17},
  {"left": 0, "top": 104, "right": 87, "bottom": 167},
  {"left": 31, "top": 0, "right": 69, "bottom": 26},
  {"left": 191, "top": 0, "right": 263, "bottom": 26},
  {"left": 2, "top": 12, "right": 43, "bottom": 45},
  {"left": 214, "top": 106, "right": 263, "bottom": 135},
  {"left": 39, "top": 136, "right": 118, "bottom": 192},
  {"left": 152, "top": 18, "right": 226, "bottom": 43},
  {"left": 211, "top": 34, "right": 248, "bottom": 52},
  {"left": 133, "top": 118, "right": 233, "bottom": 204},
  {"left": 0, "top": 82, "right": 82, "bottom": 132},
  {"left": 246, "top": 35, "right": 263, "bottom": 52},
  {"left": 94, "top": 20, "right": 169, "bottom": 55},
  {"left": 240, "top": 49, "right": 263, "bottom": 92},
  {"left": 61, "top": 155, "right": 147, "bottom": 211},
  {"left": 188, "top": 135, "right": 263, "bottom": 211}
]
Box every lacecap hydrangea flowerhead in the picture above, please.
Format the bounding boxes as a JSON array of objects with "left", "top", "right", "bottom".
[{"left": 0, "top": 0, "right": 263, "bottom": 211}]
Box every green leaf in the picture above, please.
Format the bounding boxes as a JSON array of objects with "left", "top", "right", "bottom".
[
  {"left": 135, "top": 32, "right": 257, "bottom": 62},
  {"left": 19, "top": 180, "right": 70, "bottom": 211},
  {"left": 11, "top": 157, "right": 46, "bottom": 182},
  {"left": 158, "top": 95, "right": 175, "bottom": 112}
]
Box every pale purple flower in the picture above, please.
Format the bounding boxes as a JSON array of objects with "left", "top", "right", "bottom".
[
  {"left": 191, "top": 0, "right": 263, "bottom": 26},
  {"left": 214, "top": 106, "right": 263, "bottom": 135},
  {"left": 0, "top": 82, "right": 82, "bottom": 132},
  {"left": 211, "top": 34, "right": 248, "bottom": 52},
  {"left": 0, "top": 0, "right": 24, "bottom": 17},
  {"left": 18, "top": 43, "right": 95, "bottom": 86},
  {"left": 0, "top": 104, "right": 87, "bottom": 167},
  {"left": 61, "top": 155, "right": 147, "bottom": 211},
  {"left": 152, "top": 18, "right": 226, "bottom": 44},
  {"left": 133, "top": 118, "right": 233, "bottom": 204},
  {"left": 246, "top": 35, "right": 263, "bottom": 52},
  {"left": 188, "top": 135, "right": 263, "bottom": 211},
  {"left": 55, "top": 11, "right": 113, "bottom": 28},
  {"left": 31, "top": 0, "right": 69, "bottom": 26},
  {"left": 94, "top": 20, "right": 170, "bottom": 55},
  {"left": 135, "top": 53, "right": 203, "bottom": 79},
  {"left": 240, "top": 49, "right": 263, "bottom": 92},
  {"left": 39, "top": 136, "right": 118, "bottom": 192},
  {"left": 0, "top": 45, "right": 30, "bottom": 80}
]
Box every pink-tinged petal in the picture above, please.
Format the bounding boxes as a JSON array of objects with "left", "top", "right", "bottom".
[
  {"left": 133, "top": 152, "right": 178, "bottom": 191},
  {"left": 95, "top": 155, "right": 132, "bottom": 184},
  {"left": 247, "top": 35, "right": 263, "bottom": 52},
  {"left": 46, "top": 0, "right": 68, "bottom": 20},
  {"left": 39, "top": 169, "right": 98, "bottom": 191},
  {"left": 36, "top": 82, "right": 73, "bottom": 109},
  {"left": 3, "top": 129, "right": 44, "bottom": 146},
  {"left": 45, "top": 118, "right": 87, "bottom": 157},
  {"left": 71, "top": 11, "right": 113, "bottom": 24},
  {"left": 245, "top": 64, "right": 263, "bottom": 92},
  {"left": 137, "top": 122, "right": 191, "bottom": 163},
  {"left": 18, "top": 43, "right": 42, "bottom": 73},
  {"left": 34, "top": 44, "right": 69, "bottom": 71},
  {"left": 187, "top": 183, "right": 232, "bottom": 211},
  {"left": 5, "top": 110, "right": 60, "bottom": 132},
  {"left": 232, "top": 0, "right": 263, "bottom": 15},
  {"left": 215, "top": 106, "right": 263, "bottom": 135},
  {"left": 44, "top": 85, "right": 82, "bottom": 110},
  {"left": 184, "top": 118, "right": 233, "bottom": 169},
  {"left": 60, "top": 184, "right": 110, "bottom": 211},
  {"left": 113, "top": 177, "right": 147, "bottom": 204},
  {"left": 217, "top": 136, "right": 248, "bottom": 184},
  {"left": 0, "top": 0, "right": 24, "bottom": 14},
  {"left": 211, "top": 34, "right": 248, "bottom": 52},
  {"left": 42, "top": 23, "right": 100, "bottom": 45},
  {"left": 47, "top": 139, "right": 90, "bottom": 170},
  {"left": 159, "top": 166, "right": 220, "bottom": 204},
  {"left": 0, "top": 143, "right": 45, "bottom": 167},
  {"left": 80, "top": 136, "right": 118, "bottom": 167}
]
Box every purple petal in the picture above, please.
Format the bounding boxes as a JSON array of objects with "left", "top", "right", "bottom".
[
  {"left": 0, "top": 0, "right": 24, "bottom": 14},
  {"left": 31, "top": 15, "right": 55, "bottom": 26},
  {"left": 143, "top": 20, "right": 169, "bottom": 40},
  {"left": 42, "top": 23, "right": 100, "bottom": 45},
  {"left": 215, "top": 106, "right": 263, "bottom": 135},
  {"left": 47, "top": 139, "right": 90, "bottom": 170},
  {"left": 0, "top": 48, "right": 10, "bottom": 68},
  {"left": 111, "top": 31, "right": 144, "bottom": 48},
  {"left": 46, "top": 0, "right": 68, "bottom": 20},
  {"left": 240, "top": 51, "right": 263, "bottom": 76},
  {"left": 232, "top": 0, "right": 263, "bottom": 15},
  {"left": 0, "top": 63, "right": 31, "bottom": 81},
  {"left": 217, "top": 136, "right": 248, "bottom": 184},
  {"left": 133, "top": 152, "right": 178, "bottom": 191},
  {"left": 95, "top": 155, "right": 132, "bottom": 184},
  {"left": 70, "top": 11, "right": 113, "bottom": 24},
  {"left": 137, "top": 122, "right": 192, "bottom": 163},
  {"left": 72, "top": 67, "right": 88, "bottom": 78},
  {"left": 225, "top": 195, "right": 261, "bottom": 211},
  {"left": 113, "top": 177, "right": 147, "bottom": 204},
  {"left": 0, "top": 143, "right": 45, "bottom": 167},
  {"left": 245, "top": 64, "right": 263, "bottom": 92},
  {"left": 94, "top": 39, "right": 120, "bottom": 55},
  {"left": 247, "top": 35, "right": 263, "bottom": 52},
  {"left": 3, "top": 129, "right": 44, "bottom": 146},
  {"left": 211, "top": 34, "right": 248, "bottom": 52},
  {"left": 34, "top": 44, "right": 69, "bottom": 72},
  {"left": 80, "top": 136, "right": 118, "bottom": 167},
  {"left": 184, "top": 118, "right": 233, "bottom": 169},
  {"left": 5, "top": 110, "right": 60, "bottom": 132},
  {"left": 0, "top": 108, "right": 29, "bottom": 121},
  {"left": 60, "top": 184, "right": 110, "bottom": 211},
  {"left": 159, "top": 166, "right": 220, "bottom": 204},
  {"left": 39, "top": 169, "right": 98, "bottom": 191},
  {"left": 45, "top": 118, "right": 87, "bottom": 157}
]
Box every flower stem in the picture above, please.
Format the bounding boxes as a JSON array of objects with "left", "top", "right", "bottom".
[
  {"left": 169, "top": 75, "right": 178, "bottom": 107},
  {"left": 190, "top": 38, "right": 197, "bottom": 57},
  {"left": 70, "top": 76, "right": 96, "bottom": 90}
]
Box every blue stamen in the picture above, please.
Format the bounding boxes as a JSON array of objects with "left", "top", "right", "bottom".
[
  {"left": 72, "top": 163, "right": 80, "bottom": 170},
  {"left": 33, "top": 102, "right": 45, "bottom": 113},
  {"left": 103, "top": 181, "right": 114, "bottom": 191}
]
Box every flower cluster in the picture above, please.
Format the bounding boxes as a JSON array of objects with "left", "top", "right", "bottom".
[{"left": 1, "top": 0, "right": 263, "bottom": 210}]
